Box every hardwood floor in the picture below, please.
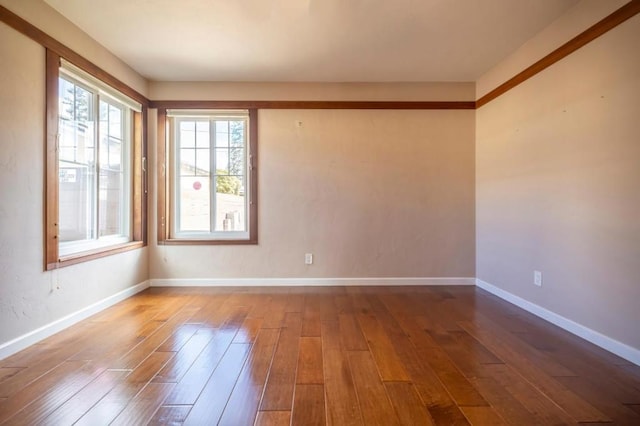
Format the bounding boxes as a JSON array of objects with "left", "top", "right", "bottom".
[{"left": 1, "top": 286, "right": 639, "bottom": 425}]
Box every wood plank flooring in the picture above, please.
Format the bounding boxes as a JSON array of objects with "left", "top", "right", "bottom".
[{"left": 1, "top": 286, "right": 639, "bottom": 425}]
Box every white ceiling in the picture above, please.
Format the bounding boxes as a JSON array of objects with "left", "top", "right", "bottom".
[{"left": 44, "top": 0, "right": 579, "bottom": 82}]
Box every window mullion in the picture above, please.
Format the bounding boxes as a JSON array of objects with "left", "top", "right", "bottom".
[
  {"left": 172, "top": 118, "right": 179, "bottom": 235},
  {"left": 125, "top": 111, "right": 130, "bottom": 236},
  {"left": 210, "top": 119, "right": 216, "bottom": 234},
  {"left": 94, "top": 94, "right": 100, "bottom": 240},
  {"left": 244, "top": 118, "right": 249, "bottom": 232}
]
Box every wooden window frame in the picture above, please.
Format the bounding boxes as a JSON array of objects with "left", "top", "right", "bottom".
[
  {"left": 45, "top": 50, "right": 147, "bottom": 270},
  {"left": 157, "top": 107, "right": 258, "bottom": 245}
]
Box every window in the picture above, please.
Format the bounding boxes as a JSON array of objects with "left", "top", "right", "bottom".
[
  {"left": 46, "top": 51, "right": 146, "bottom": 269},
  {"left": 157, "top": 108, "right": 257, "bottom": 244}
]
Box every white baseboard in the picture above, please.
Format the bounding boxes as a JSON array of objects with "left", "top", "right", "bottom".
[
  {"left": 476, "top": 279, "right": 640, "bottom": 366},
  {"left": 150, "top": 277, "right": 476, "bottom": 287},
  {"left": 0, "top": 280, "right": 150, "bottom": 361}
]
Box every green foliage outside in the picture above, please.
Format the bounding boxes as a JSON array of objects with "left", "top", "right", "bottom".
[{"left": 216, "top": 170, "right": 241, "bottom": 195}]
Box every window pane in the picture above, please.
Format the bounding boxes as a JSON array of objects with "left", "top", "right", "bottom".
[
  {"left": 215, "top": 121, "right": 229, "bottom": 147},
  {"left": 215, "top": 149, "right": 229, "bottom": 173},
  {"left": 58, "top": 78, "right": 98, "bottom": 244},
  {"left": 59, "top": 118, "right": 95, "bottom": 164},
  {"left": 74, "top": 86, "right": 92, "bottom": 123},
  {"left": 179, "top": 176, "right": 210, "bottom": 232},
  {"left": 99, "top": 169, "right": 124, "bottom": 237},
  {"left": 109, "top": 138, "right": 122, "bottom": 170},
  {"left": 59, "top": 147, "right": 75, "bottom": 163},
  {"left": 99, "top": 118, "right": 108, "bottom": 150},
  {"left": 230, "top": 121, "right": 245, "bottom": 147},
  {"left": 229, "top": 148, "right": 244, "bottom": 175},
  {"left": 59, "top": 78, "right": 75, "bottom": 122},
  {"left": 215, "top": 176, "right": 245, "bottom": 232},
  {"left": 196, "top": 121, "right": 210, "bottom": 148},
  {"left": 99, "top": 100, "right": 108, "bottom": 121},
  {"left": 99, "top": 99, "right": 109, "bottom": 125},
  {"left": 99, "top": 134, "right": 108, "bottom": 168},
  {"left": 180, "top": 149, "right": 196, "bottom": 175},
  {"left": 59, "top": 78, "right": 95, "bottom": 165},
  {"left": 180, "top": 121, "right": 196, "bottom": 148},
  {"left": 109, "top": 104, "right": 122, "bottom": 139},
  {"left": 196, "top": 149, "right": 210, "bottom": 176},
  {"left": 58, "top": 163, "right": 96, "bottom": 242},
  {"left": 215, "top": 173, "right": 242, "bottom": 196},
  {"left": 99, "top": 101, "right": 109, "bottom": 168}
]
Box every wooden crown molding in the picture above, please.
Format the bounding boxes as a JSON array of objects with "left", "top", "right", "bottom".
[{"left": 148, "top": 100, "right": 475, "bottom": 110}]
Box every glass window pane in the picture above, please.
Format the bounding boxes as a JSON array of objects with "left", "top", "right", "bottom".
[
  {"left": 179, "top": 176, "right": 210, "bottom": 232},
  {"left": 229, "top": 148, "right": 244, "bottom": 175},
  {"left": 58, "top": 119, "right": 75, "bottom": 150},
  {"left": 230, "top": 121, "right": 245, "bottom": 147},
  {"left": 99, "top": 134, "right": 108, "bottom": 168},
  {"left": 59, "top": 120, "right": 88, "bottom": 161},
  {"left": 179, "top": 149, "right": 196, "bottom": 175},
  {"left": 215, "top": 174, "right": 242, "bottom": 197},
  {"left": 99, "top": 100, "right": 108, "bottom": 121},
  {"left": 58, "top": 80, "right": 95, "bottom": 169},
  {"left": 109, "top": 138, "right": 122, "bottom": 170},
  {"left": 58, "top": 78, "right": 75, "bottom": 122},
  {"left": 215, "top": 149, "right": 229, "bottom": 173},
  {"left": 99, "top": 169, "right": 123, "bottom": 237},
  {"left": 180, "top": 121, "right": 196, "bottom": 148},
  {"left": 196, "top": 121, "right": 209, "bottom": 148},
  {"left": 109, "top": 104, "right": 122, "bottom": 139},
  {"left": 80, "top": 120, "right": 95, "bottom": 150},
  {"left": 75, "top": 86, "right": 92, "bottom": 123},
  {"left": 99, "top": 111, "right": 108, "bottom": 145},
  {"left": 58, "top": 163, "right": 96, "bottom": 242},
  {"left": 214, "top": 176, "right": 245, "bottom": 232},
  {"left": 59, "top": 147, "right": 75, "bottom": 163},
  {"left": 196, "top": 149, "right": 210, "bottom": 175},
  {"left": 215, "top": 121, "right": 229, "bottom": 147}
]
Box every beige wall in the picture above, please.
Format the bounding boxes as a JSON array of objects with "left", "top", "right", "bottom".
[
  {"left": 0, "top": 11, "right": 148, "bottom": 346},
  {"left": 150, "top": 106, "right": 476, "bottom": 280},
  {"left": 476, "top": 12, "right": 640, "bottom": 351}
]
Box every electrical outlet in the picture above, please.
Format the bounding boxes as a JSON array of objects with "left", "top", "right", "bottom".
[
  {"left": 305, "top": 253, "right": 313, "bottom": 265},
  {"left": 534, "top": 270, "right": 543, "bottom": 287}
]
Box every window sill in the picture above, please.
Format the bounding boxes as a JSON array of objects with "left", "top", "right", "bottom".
[
  {"left": 159, "top": 238, "right": 257, "bottom": 246},
  {"left": 46, "top": 241, "right": 144, "bottom": 270}
]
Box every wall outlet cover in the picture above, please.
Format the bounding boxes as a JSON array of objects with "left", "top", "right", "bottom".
[{"left": 534, "top": 270, "right": 543, "bottom": 287}]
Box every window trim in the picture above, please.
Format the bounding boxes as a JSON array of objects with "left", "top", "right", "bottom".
[
  {"left": 157, "top": 107, "right": 258, "bottom": 245},
  {"left": 45, "top": 50, "right": 147, "bottom": 270}
]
